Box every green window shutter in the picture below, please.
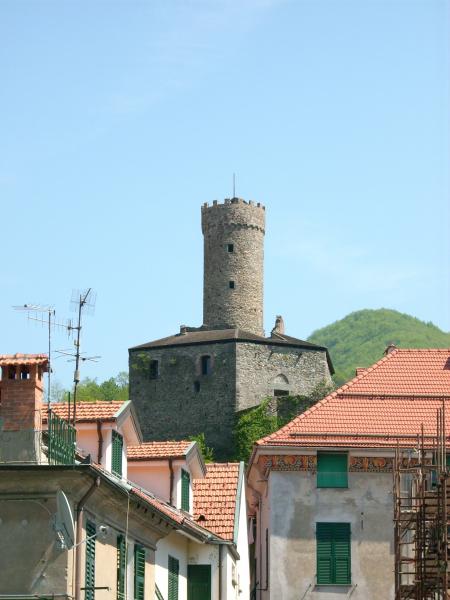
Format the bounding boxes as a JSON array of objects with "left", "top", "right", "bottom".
[
  {"left": 134, "top": 544, "right": 145, "bottom": 600},
  {"left": 181, "top": 469, "right": 190, "bottom": 512},
  {"left": 333, "top": 524, "right": 351, "bottom": 585},
  {"left": 168, "top": 555, "right": 179, "bottom": 600},
  {"left": 112, "top": 431, "right": 123, "bottom": 477},
  {"left": 316, "top": 523, "right": 351, "bottom": 585},
  {"left": 117, "top": 535, "right": 126, "bottom": 600},
  {"left": 188, "top": 564, "right": 211, "bottom": 600},
  {"left": 85, "top": 521, "right": 96, "bottom": 600},
  {"left": 317, "top": 453, "right": 348, "bottom": 488}
]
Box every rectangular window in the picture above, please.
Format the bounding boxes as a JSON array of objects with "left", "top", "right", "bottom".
[
  {"left": 85, "top": 520, "right": 96, "bottom": 600},
  {"left": 111, "top": 431, "right": 123, "bottom": 477},
  {"left": 201, "top": 355, "right": 211, "bottom": 376},
  {"left": 168, "top": 555, "right": 179, "bottom": 600},
  {"left": 149, "top": 359, "right": 159, "bottom": 379},
  {"left": 117, "top": 535, "right": 126, "bottom": 600},
  {"left": 229, "top": 280, "right": 235, "bottom": 289},
  {"left": 134, "top": 544, "right": 145, "bottom": 600},
  {"left": 227, "top": 243, "right": 234, "bottom": 253},
  {"left": 181, "top": 469, "right": 190, "bottom": 512},
  {"left": 317, "top": 453, "right": 348, "bottom": 488},
  {"left": 316, "top": 522, "right": 351, "bottom": 585}
]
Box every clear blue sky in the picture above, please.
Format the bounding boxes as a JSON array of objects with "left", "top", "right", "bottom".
[{"left": 1, "top": 0, "right": 449, "bottom": 389}]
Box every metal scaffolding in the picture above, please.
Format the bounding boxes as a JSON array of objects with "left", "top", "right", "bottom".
[{"left": 394, "top": 405, "right": 449, "bottom": 599}]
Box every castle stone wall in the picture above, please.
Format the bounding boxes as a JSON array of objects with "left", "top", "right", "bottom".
[
  {"left": 129, "top": 343, "right": 237, "bottom": 459},
  {"left": 235, "top": 343, "right": 333, "bottom": 412},
  {"left": 201, "top": 199, "right": 265, "bottom": 336}
]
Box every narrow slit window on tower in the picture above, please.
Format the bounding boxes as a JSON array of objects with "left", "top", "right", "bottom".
[
  {"left": 149, "top": 359, "right": 159, "bottom": 380},
  {"left": 201, "top": 355, "right": 212, "bottom": 376},
  {"left": 227, "top": 243, "right": 234, "bottom": 253},
  {"left": 229, "top": 280, "right": 235, "bottom": 289},
  {"left": 194, "top": 380, "right": 201, "bottom": 393}
]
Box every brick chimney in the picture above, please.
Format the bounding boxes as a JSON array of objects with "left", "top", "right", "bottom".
[{"left": 0, "top": 354, "right": 48, "bottom": 432}]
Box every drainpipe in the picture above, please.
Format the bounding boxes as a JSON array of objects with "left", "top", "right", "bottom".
[
  {"left": 169, "top": 458, "right": 174, "bottom": 505},
  {"left": 218, "top": 544, "right": 223, "bottom": 600},
  {"left": 75, "top": 477, "right": 100, "bottom": 600},
  {"left": 96, "top": 420, "right": 103, "bottom": 465}
]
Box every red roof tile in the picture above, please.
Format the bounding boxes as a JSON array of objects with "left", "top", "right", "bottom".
[
  {"left": 193, "top": 463, "right": 240, "bottom": 541},
  {"left": 258, "top": 349, "right": 450, "bottom": 449},
  {"left": 127, "top": 440, "right": 192, "bottom": 460},
  {"left": 47, "top": 401, "right": 125, "bottom": 422},
  {"left": 0, "top": 353, "right": 48, "bottom": 367}
]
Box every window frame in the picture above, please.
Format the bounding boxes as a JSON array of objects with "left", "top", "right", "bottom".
[
  {"left": 134, "top": 544, "right": 145, "bottom": 600},
  {"left": 181, "top": 468, "right": 190, "bottom": 512},
  {"left": 111, "top": 430, "right": 124, "bottom": 478},
  {"left": 117, "top": 535, "right": 126, "bottom": 600},
  {"left": 149, "top": 359, "right": 159, "bottom": 380},
  {"left": 85, "top": 520, "right": 96, "bottom": 600},
  {"left": 317, "top": 452, "right": 348, "bottom": 488},
  {"left": 316, "top": 522, "right": 351, "bottom": 585},
  {"left": 168, "top": 555, "right": 179, "bottom": 600}
]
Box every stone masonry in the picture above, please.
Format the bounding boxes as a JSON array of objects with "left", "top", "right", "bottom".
[
  {"left": 202, "top": 199, "right": 265, "bottom": 336},
  {"left": 129, "top": 199, "right": 334, "bottom": 458}
]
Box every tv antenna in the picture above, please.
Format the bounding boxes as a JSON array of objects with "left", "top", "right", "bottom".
[
  {"left": 54, "top": 289, "right": 98, "bottom": 425},
  {"left": 13, "top": 304, "right": 70, "bottom": 404}
]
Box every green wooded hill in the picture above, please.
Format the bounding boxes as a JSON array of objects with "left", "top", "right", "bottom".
[{"left": 308, "top": 308, "right": 450, "bottom": 386}]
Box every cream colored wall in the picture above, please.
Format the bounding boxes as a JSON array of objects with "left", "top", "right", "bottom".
[
  {"left": 156, "top": 531, "right": 189, "bottom": 600},
  {"left": 127, "top": 462, "right": 171, "bottom": 501},
  {"left": 187, "top": 540, "right": 220, "bottom": 599},
  {"left": 76, "top": 427, "right": 101, "bottom": 465},
  {"left": 236, "top": 482, "right": 250, "bottom": 600}
]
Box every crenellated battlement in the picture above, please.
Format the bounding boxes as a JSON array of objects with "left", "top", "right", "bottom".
[
  {"left": 202, "top": 197, "right": 265, "bottom": 210},
  {"left": 201, "top": 197, "right": 266, "bottom": 236}
]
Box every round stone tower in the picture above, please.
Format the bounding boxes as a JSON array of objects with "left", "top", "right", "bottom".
[{"left": 201, "top": 198, "right": 265, "bottom": 336}]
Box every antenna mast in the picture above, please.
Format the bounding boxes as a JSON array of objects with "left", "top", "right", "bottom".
[{"left": 13, "top": 304, "right": 61, "bottom": 404}]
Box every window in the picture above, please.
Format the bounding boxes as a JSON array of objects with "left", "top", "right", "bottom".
[
  {"left": 227, "top": 243, "right": 234, "bottom": 253},
  {"left": 168, "top": 555, "right": 179, "bottom": 600},
  {"left": 134, "top": 544, "right": 145, "bottom": 600},
  {"left": 317, "top": 453, "right": 348, "bottom": 488},
  {"left": 111, "top": 431, "right": 123, "bottom": 477},
  {"left": 181, "top": 469, "right": 190, "bottom": 511},
  {"left": 149, "top": 359, "right": 159, "bottom": 379},
  {"left": 117, "top": 535, "right": 126, "bottom": 600},
  {"left": 201, "top": 355, "right": 212, "bottom": 376},
  {"left": 229, "top": 280, "right": 235, "bottom": 289},
  {"left": 194, "top": 381, "right": 201, "bottom": 393},
  {"left": 85, "top": 521, "right": 96, "bottom": 600},
  {"left": 316, "top": 522, "right": 351, "bottom": 585},
  {"left": 274, "top": 389, "right": 289, "bottom": 397},
  {"left": 188, "top": 565, "right": 211, "bottom": 600}
]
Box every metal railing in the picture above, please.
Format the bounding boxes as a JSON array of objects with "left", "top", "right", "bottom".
[{"left": 48, "top": 410, "right": 76, "bottom": 465}]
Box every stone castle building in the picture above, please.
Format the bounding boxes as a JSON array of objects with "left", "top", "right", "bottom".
[{"left": 129, "top": 199, "right": 333, "bottom": 457}]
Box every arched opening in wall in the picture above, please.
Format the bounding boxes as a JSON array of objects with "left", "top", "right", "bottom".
[{"left": 273, "top": 373, "right": 289, "bottom": 397}]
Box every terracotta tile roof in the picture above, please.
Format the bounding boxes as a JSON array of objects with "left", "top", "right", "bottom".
[
  {"left": 127, "top": 440, "right": 192, "bottom": 461},
  {"left": 258, "top": 349, "right": 450, "bottom": 449},
  {"left": 193, "top": 462, "right": 240, "bottom": 541},
  {"left": 0, "top": 353, "right": 48, "bottom": 367},
  {"left": 46, "top": 401, "right": 125, "bottom": 422},
  {"left": 131, "top": 486, "right": 184, "bottom": 524}
]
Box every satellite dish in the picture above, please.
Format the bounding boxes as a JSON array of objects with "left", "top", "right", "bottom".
[{"left": 55, "top": 490, "right": 75, "bottom": 550}]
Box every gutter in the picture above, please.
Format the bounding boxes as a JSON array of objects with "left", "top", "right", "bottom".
[
  {"left": 169, "top": 458, "right": 174, "bottom": 505},
  {"left": 96, "top": 420, "right": 103, "bottom": 464}
]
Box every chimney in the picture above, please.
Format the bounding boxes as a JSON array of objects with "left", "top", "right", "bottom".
[
  {"left": 271, "top": 315, "right": 285, "bottom": 337},
  {"left": 0, "top": 354, "right": 48, "bottom": 431},
  {"left": 0, "top": 354, "right": 48, "bottom": 463},
  {"left": 384, "top": 343, "right": 397, "bottom": 356}
]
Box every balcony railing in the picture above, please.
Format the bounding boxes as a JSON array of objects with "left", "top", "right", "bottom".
[{"left": 48, "top": 410, "right": 76, "bottom": 465}]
